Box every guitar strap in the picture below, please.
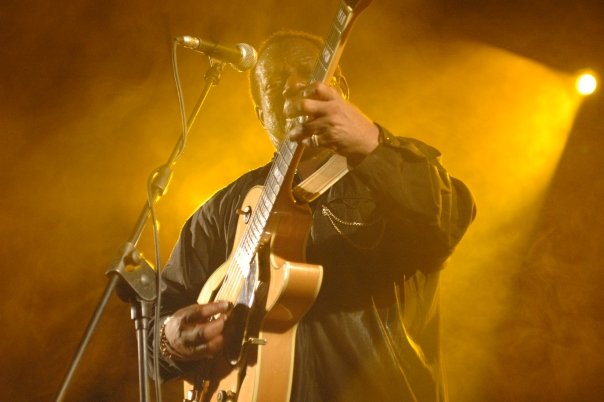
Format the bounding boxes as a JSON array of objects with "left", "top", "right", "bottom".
[{"left": 292, "top": 154, "right": 350, "bottom": 203}]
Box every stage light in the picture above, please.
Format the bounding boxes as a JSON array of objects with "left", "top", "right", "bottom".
[{"left": 575, "top": 70, "right": 598, "bottom": 96}]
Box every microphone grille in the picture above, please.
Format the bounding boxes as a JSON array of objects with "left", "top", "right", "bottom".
[{"left": 236, "top": 43, "right": 258, "bottom": 71}]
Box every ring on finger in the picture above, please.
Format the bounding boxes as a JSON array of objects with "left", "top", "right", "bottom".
[{"left": 311, "top": 133, "right": 320, "bottom": 147}]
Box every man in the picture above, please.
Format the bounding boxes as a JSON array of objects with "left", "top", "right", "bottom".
[{"left": 150, "top": 31, "right": 476, "bottom": 401}]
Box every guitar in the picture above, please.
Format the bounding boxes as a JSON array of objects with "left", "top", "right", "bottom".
[{"left": 185, "top": 1, "right": 372, "bottom": 401}]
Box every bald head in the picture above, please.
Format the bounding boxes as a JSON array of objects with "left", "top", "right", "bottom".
[{"left": 250, "top": 32, "right": 323, "bottom": 108}]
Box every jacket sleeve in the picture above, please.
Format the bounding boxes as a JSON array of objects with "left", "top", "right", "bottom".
[
  {"left": 146, "top": 180, "right": 244, "bottom": 382},
  {"left": 351, "top": 125, "right": 476, "bottom": 269}
]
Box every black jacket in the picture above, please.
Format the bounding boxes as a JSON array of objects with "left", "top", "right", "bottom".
[{"left": 150, "top": 128, "right": 476, "bottom": 402}]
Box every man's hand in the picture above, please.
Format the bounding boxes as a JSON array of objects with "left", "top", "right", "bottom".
[
  {"left": 285, "top": 81, "right": 380, "bottom": 163},
  {"left": 163, "top": 301, "right": 230, "bottom": 362}
]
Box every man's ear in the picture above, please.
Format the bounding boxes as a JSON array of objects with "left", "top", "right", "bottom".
[{"left": 255, "top": 106, "right": 266, "bottom": 128}]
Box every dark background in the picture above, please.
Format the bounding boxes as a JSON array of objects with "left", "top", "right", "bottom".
[{"left": 1, "top": 0, "right": 603, "bottom": 400}]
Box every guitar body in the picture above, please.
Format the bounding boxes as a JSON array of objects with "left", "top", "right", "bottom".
[{"left": 185, "top": 185, "right": 323, "bottom": 402}]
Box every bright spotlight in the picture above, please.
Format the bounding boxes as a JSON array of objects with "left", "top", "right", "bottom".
[{"left": 575, "top": 70, "right": 598, "bottom": 96}]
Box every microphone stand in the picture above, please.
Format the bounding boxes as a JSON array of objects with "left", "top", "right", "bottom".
[{"left": 55, "top": 60, "right": 227, "bottom": 402}]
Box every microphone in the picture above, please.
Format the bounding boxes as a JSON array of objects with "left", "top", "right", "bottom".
[{"left": 175, "top": 36, "right": 258, "bottom": 72}]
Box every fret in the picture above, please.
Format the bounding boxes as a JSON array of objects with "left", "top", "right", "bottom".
[
  {"left": 236, "top": 241, "right": 246, "bottom": 257},
  {"left": 261, "top": 194, "right": 272, "bottom": 212},
  {"left": 239, "top": 240, "right": 250, "bottom": 261},
  {"left": 266, "top": 165, "right": 287, "bottom": 185},
  {"left": 336, "top": 7, "right": 348, "bottom": 28},
  {"left": 312, "top": 64, "right": 326, "bottom": 83},
  {"left": 264, "top": 176, "right": 275, "bottom": 193},
  {"left": 235, "top": 252, "right": 249, "bottom": 277},
  {"left": 283, "top": 140, "right": 295, "bottom": 159},
  {"left": 274, "top": 151, "right": 285, "bottom": 168},
  {"left": 280, "top": 142, "right": 293, "bottom": 161},
  {"left": 243, "top": 235, "right": 257, "bottom": 257},
  {"left": 321, "top": 48, "right": 333, "bottom": 69},
  {"left": 237, "top": 247, "right": 247, "bottom": 265},
  {"left": 255, "top": 207, "right": 268, "bottom": 226},
  {"left": 242, "top": 237, "right": 253, "bottom": 254},
  {"left": 276, "top": 142, "right": 294, "bottom": 166},
  {"left": 282, "top": 150, "right": 293, "bottom": 167},
  {"left": 247, "top": 217, "right": 258, "bottom": 235},
  {"left": 272, "top": 167, "right": 284, "bottom": 183},
  {"left": 246, "top": 238, "right": 254, "bottom": 254},
  {"left": 251, "top": 219, "right": 263, "bottom": 238},
  {"left": 260, "top": 195, "right": 271, "bottom": 212},
  {"left": 325, "top": 32, "right": 337, "bottom": 53},
  {"left": 275, "top": 146, "right": 293, "bottom": 165},
  {"left": 263, "top": 183, "right": 276, "bottom": 202},
  {"left": 260, "top": 204, "right": 269, "bottom": 220},
  {"left": 276, "top": 152, "right": 290, "bottom": 171},
  {"left": 271, "top": 181, "right": 280, "bottom": 197}
]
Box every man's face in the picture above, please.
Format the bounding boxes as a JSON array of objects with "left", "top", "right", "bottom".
[{"left": 253, "top": 38, "right": 320, "bottom": 148}]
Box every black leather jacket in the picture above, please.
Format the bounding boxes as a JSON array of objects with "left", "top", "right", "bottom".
[{"left": 150, "top": 128, "right": 476, "bottom": 402}]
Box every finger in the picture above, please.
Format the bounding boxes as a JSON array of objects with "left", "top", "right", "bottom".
[
  {"left": 182, "top": 314, "right": 226, "bottom": 348},
  {"left": 287, "top": 124, "right": 306, "bottom": 142},
  {"left": 204, "top": 334, "right": 225, "bottom": 356},
  {"left": 191, "top": 342, "right": 208, "bottom": 354},
  {"left": 196, "top": 315, "right": 226, "bottom": 342},
  {"left": 283, "top": 97, "right": 304, "bottom": 119},
  {"left": 301, "top": 135, "right": 319, "bottom": 148},
  {"left": 287, "top": 122, "right": 323, "bottom": 144},
  {"left": 288, "top": 115, "right": 334, "bottom": 144},
  {"left": 185, "top": 301, "right": 231, "bottom": 323},
  {"left": 297, "top": 132, "right": 317, "bottom": 148},
  {"left": 181, "top": 334, "right": 224, "bottom": 360},
  {"left": 285, "top": 97, "right": 332, "bottom": 119},
  {"left": 284, "top": 83, "right": 340, "bottom": 119},
  {"left": 290, "top": 115, "right": 333, "bottom": 137},
  {"left": 303, "top": 82, "right": 339, "bottom": 100},
  {"left": 301, "top": 134, "right": 334, "bottom": 150},
  {"left": 301, "top": 96, "right": 340, "bottom": 119}
]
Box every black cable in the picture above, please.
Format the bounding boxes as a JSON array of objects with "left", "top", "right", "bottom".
[{"left": 149, "top": 38, "right": 190, "bottom": 402}]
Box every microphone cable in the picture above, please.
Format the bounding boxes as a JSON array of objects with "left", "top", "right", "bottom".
[{"left": 148, "top": 37, "right": 190, "bottom": 402}]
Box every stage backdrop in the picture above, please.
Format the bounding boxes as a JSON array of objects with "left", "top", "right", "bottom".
[{"left": 1, "top": 0, "right": 603, "bottom": 400}]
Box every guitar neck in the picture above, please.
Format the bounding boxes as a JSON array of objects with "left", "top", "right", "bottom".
[{"left": 220, "top": 0, "right": 371, "bottom": 301}]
